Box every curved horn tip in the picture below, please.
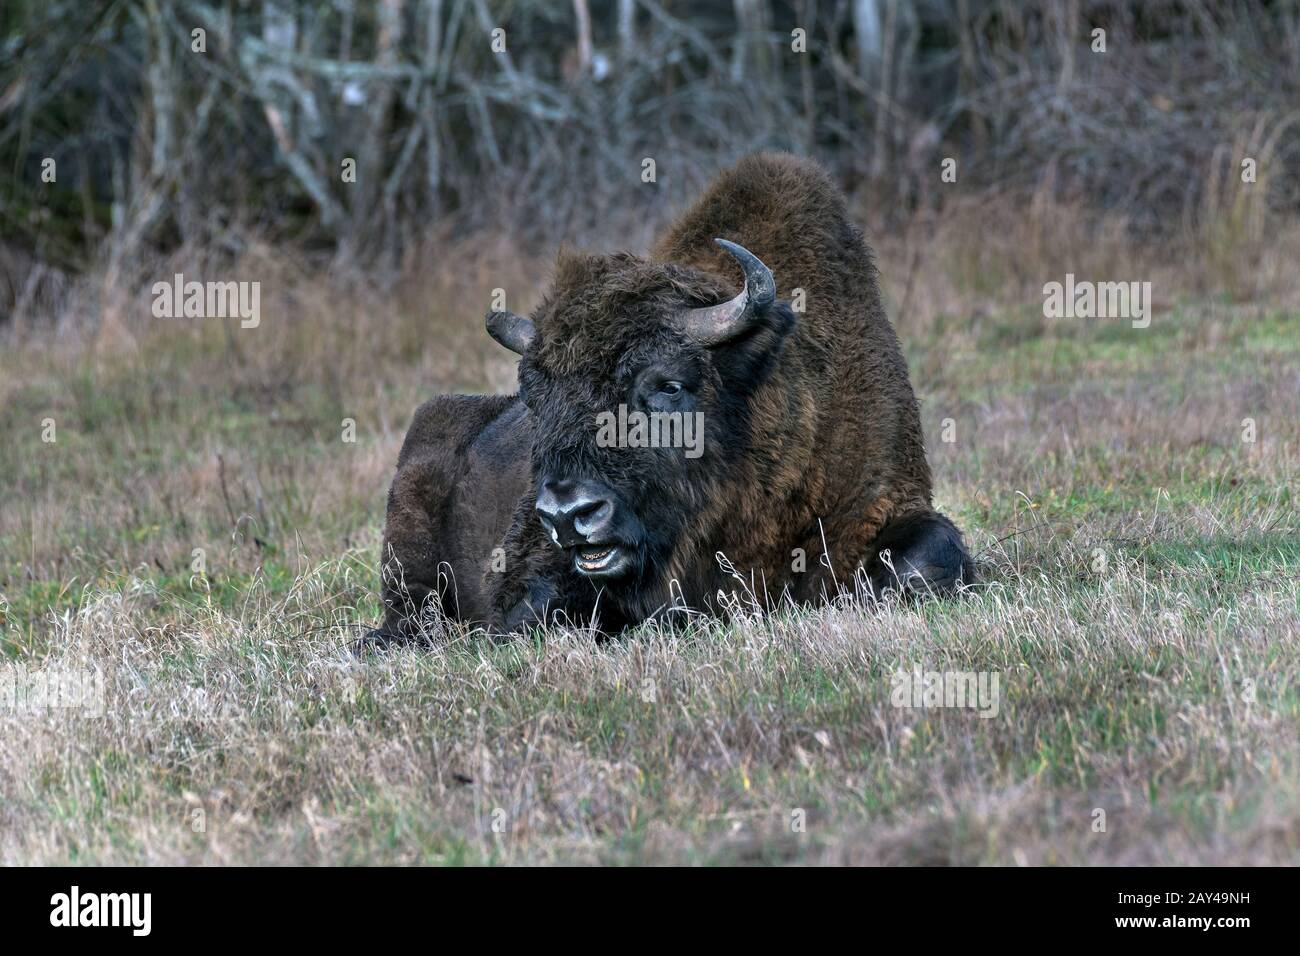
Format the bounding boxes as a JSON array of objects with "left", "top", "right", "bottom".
[
  {"left": 485, "top": 309, "right": 536, "bottom": 355},
  {"left": 713, "top": 238, "right": 776, "bottom": 308}
]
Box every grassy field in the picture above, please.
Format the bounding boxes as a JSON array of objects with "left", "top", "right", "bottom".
[{"left": 1, "top": 219, "right": 1297, "bottom": 864}]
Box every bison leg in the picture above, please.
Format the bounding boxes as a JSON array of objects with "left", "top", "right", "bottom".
[
  {"left": 366, "top": 394, "right": 520, "bottom": 649},
  {"left": 367, "top": 460, "right": 462, "bottom": 647},
  {"left": 866, "top": 510, "right": 974, "bottom": 597}
]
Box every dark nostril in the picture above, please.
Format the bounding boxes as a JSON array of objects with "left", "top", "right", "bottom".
[
  {"left": 571, "top": 499, "right": 602, "bottom": 520},
  {"left": 572, "top": 499, "right": 613, "bottom": 537}
]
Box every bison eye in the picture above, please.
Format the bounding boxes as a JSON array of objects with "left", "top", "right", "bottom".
[{"left": 658, "top": 381, "right": 683, "bottom": 396}]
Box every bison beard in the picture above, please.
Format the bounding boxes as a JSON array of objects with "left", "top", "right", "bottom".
[{"left": 364, "top": 153, "right": 973, "bottom": 647}]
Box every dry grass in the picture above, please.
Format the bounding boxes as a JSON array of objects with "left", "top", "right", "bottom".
[
  {"left": 0, "top": 199, "right": 1297, "bottom": 865},
  {"left": 2, "top": 557, "right": 1295, "bottom": 865}
]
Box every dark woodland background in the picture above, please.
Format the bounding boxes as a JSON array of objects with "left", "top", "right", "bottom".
[{"left": 3, "top": 0, "right": 1299, "bottom": 322}]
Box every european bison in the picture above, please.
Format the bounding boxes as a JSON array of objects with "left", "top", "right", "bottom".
[{"left": 366, "top": 153, "right": 972, "bottom": 644}]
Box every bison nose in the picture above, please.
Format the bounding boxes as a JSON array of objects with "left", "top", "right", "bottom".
[{"left": 535, "top": 478, "right": 615, "bottom": 548}]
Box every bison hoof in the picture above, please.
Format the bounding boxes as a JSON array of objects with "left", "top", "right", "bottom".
[
  {"left": 351, "top": 626, "right": 402, "bottom": 656},
  {"left": 494, "top": 578, "right": 564, "bottom": 638},
  {"left": 867, "top": 511, "right": 974, "bottom": 598}
]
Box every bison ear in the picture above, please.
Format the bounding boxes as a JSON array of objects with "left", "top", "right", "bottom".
[{"left": 486, "top": 309, "right": 536, "bottom": 355}]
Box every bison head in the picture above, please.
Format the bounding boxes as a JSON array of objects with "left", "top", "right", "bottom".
[{"left": 486, "top": 239, "right": 796, "bottom": 617}]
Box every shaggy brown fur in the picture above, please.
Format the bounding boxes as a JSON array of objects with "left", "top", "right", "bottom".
[
  {"left": 373, "top": 394, "right": 528, "bottom": 633},
  {"left": 645, "top": 152, "right": 938, "bottom": 600},
  {"left": 368, "top": 153, "right": 971, "bottom": 644}
]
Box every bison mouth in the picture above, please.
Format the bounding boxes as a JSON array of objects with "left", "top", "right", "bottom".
[
  {"left": 532, "top": 474, "right": 645, "bottom": 581},
  {"left": 573, "top": 542, "right": 635, "bottom": 579}
]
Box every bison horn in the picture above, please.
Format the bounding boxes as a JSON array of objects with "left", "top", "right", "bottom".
[
  {"left": 680, "top": 238, "right": 776, "bottom": 346},
  {"left": 485, "top": 309, "right": 536, "bottom": 355}
]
